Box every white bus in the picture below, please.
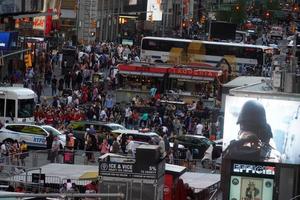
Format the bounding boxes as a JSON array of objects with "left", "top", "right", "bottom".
[
  {"left": 140, "top": 37, "right": 273, "bottom": 75},
  {"left": 0, "top": 87, "right": 37, "bottom": 123}
]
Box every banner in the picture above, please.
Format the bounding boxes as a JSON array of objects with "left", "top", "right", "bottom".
[
  {"left": 146, "top": 0, "right": 163, "bottom": 21},
  {"left": 33, "top": 16, "right": 46, "bottom": 31}
]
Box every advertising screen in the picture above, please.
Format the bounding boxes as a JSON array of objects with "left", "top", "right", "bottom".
[
  {"left": 229, "top": 161, "right": 275, "bottom": 200},
  {"left": 229, "top": 176, "right": 274, "bottom": 200},
  {"left": 146, "top": 0, "right": 163, "bottom": 21},
  {"left": 223, "top": 95, "right": 300, "bottom": 164}
]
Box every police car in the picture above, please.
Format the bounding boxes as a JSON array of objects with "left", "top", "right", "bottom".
[{"left": 0, "top": 124, "right": 66, "bottom": 148}]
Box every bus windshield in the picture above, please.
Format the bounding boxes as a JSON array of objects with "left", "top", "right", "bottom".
[{"left": 18, "top": 99, "right": 35, "bottom": 118}]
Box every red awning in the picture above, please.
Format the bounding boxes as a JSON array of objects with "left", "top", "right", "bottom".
[{"left": 118, "top": 63, "right": 222, "bottom": 79}]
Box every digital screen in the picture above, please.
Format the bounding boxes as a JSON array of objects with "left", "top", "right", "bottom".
[
  {"left": 0, "top": 32, "right": 18, "bottom": 50},
  {"left": 210, "top": 21, "right": 237, "bottom": 40},
  {"left": 223, "top": 96, "right": 300, "bottom": 164},
  {"left": 146, "top": 0, "right": 162, "bottom": 21},
  {"left": 229, "top": 176, "right": 274, "bottom": 200}
]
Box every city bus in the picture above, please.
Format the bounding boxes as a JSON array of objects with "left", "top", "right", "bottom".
[
  {"left": 140, "top": 37, "right": 274, "bottom": 76},
  {"left": 0, "top": 87, "right": 37, "bottom": 123}
]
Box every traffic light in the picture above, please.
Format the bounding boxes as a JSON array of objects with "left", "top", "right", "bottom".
[
  {"left": 24, "top": 53, "right": 32, "bottom": 68},
  {"left": 91, "top": 20, "right": 96, "bottom": 28},
  {"left": 235, "top": 5, "right": 240, "bottom": 11},
  {"left": 119, "top": 17, "right": 128, "bottom": 24},
  {"left": 265, "top": 11, "right": 270, "bottom": 18}
]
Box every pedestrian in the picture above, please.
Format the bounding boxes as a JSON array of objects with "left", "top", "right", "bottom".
[
  {"left": 185, "top": 148, "right": 193, "bottom": 170},
  {"left": 99, "top": 139, "right": 110, "bottom": 155},
  {"left": 85, "top": 132, "right": 97, "bottom": 163},
  {"left": 19, "top": 141, "right": 28, "bottom": 166},
  {"left": 50, "top": 136, "right": 60, "bottom": 163},
  {"left": 58, "top": 78, "right": 64, "bottom": 96},
  {"left": 64, "top": 71, "right": 71, "bottom": 89},
  {"left": 104, "top": 95, "right": 114, "bottom": 118},
  {"left": 195, "top": 120, "right": 203, "bottom": 135},
  {"left": 120, "top": 134, "right": 127, "bottom": 154},
  {"left": 126, "top": 136, "right": 135, "bottom": 156},
  {"left": 0, "top": 141, "right": 9, "bottom": 165},
  {"left": 36, "top": 81, "right": 43, "bottom": 104},
  {"left": 51, "top": 75, "right": 58, "bottom": 96},
  {"left": 111, "top": 138, "right": 120, "bottom": 153}
]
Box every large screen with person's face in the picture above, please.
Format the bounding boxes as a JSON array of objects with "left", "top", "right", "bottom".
[{"left": 223, "top": 95, "right": 300, "bottom": 164}]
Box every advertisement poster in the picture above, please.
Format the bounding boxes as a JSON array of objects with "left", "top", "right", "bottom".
[
  {"left": 229, "top": 176, "right": 274, "bottom": 200},
  {"left": 146, "top": 0, "right": 162, "bottom": 21},
  {"left": 223, "top": 95, "right": 300, "bottom": 164}
]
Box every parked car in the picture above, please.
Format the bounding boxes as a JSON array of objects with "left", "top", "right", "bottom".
[
  {"left": 169, "top": 135, "right": 222, "bottom": 159},
  {"left": 201, "top": 139, "right": 223, "bottom": 169},
  {"left": 68, "top": 121, "right": 126, "bottom": 149},
  {"left": 116, "top": 131, "right": 186, "bottom": 156},
  {"left": 0, "top": 124, "right": 66, "bottom": 148}
]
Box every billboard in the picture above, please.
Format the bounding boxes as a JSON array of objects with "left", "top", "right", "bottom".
[
  {"left": 223, "top": 95, "right": 300, "bottom": 164},
  {"left": 146, "top": 0, "right": 162, "bottom": 21},
  {"left": 210, "top": 21, "right": 237, "bottom": 40}
]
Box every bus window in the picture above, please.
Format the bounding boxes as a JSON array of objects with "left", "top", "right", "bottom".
[
  {"left": 5, "top": 99, "right": 15, "bottom": 118},
  {"left": 18, "top": 99, "right": 35, "bottom": 118},
  {"left": 0, "top": 99, "right": 4, "bottom": 117}
]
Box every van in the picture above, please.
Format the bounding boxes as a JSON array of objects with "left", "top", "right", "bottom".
[{"left": 0, "top": 124, "right": 66, "bottom": 148}]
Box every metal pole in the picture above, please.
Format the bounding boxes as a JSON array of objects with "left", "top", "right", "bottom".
[
  {"left": 76, "top": 0, "right": 80, "bottom": 44},
  {"left": 180, "top": 0, "right": 184, "bottom": 37},
  {"left": 0, "top": 193, "right": 125, "bottom": 199}
]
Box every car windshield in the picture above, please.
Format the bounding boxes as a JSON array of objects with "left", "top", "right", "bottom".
[
  {"left": 42, "top": 126, "right": 62, "bottom": 136},
  {"left": 109, "top": 125, "right": 126, "bottom": 131},
  {"left": 18, "top": 99, "right": 35, "bottom": 118}
]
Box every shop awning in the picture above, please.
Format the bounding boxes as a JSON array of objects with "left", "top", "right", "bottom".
[
  {"left": 120, "top": 70, "right": 165, "bottom": 77},
  {"left": 79, "top": 172, "right": 98, "bottom": 180},
  {"left": 118, "top": 63, "right": 222, "bottom": 80},
  {"left": 169, "top": 74, "right": 215, "bottom": 81}
]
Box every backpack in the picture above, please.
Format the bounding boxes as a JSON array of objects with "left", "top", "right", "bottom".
[{"left": 223, "top": 140, "right": 261, "bottom": 161}]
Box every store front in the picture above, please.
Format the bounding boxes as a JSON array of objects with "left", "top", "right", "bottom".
[{"left": 116, "top": 63, "right": 222, "bottom": 104}]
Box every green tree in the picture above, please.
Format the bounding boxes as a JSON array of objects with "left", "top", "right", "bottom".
[
  {"left": 216, "top": 0, "right": 247, "bottom": 26},
  {"left": 264, "top": 0, "right": 280, "bottom": 11}
]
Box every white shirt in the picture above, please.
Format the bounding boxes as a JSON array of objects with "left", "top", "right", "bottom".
[
  {"left": 67, "top": 96, "right": 72, "bottom": 105},
  {"left": 125, "top": 108, "right": 132, "bottom": 118},
  {"left": 196, "top": 123, "right": 203, "bottom": 135},
  {"left": 126, "top": 140, "right": 135, "bottom": 154}
]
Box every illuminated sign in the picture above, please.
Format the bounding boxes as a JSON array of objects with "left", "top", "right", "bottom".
[
  {"left": 33, "top": 16, "right": 46, "bottom": 30},
  {"left": 232, "top": 164, "right": 275, "bottom": 176}
]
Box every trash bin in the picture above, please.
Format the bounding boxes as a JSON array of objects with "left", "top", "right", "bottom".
[{"left": 63, "top": 149, "right": 75, "bottom": 164}]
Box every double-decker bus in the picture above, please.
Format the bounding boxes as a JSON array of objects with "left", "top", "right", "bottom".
[{"left": 140, "top": 37, "right": 274, "bottom": 76}]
